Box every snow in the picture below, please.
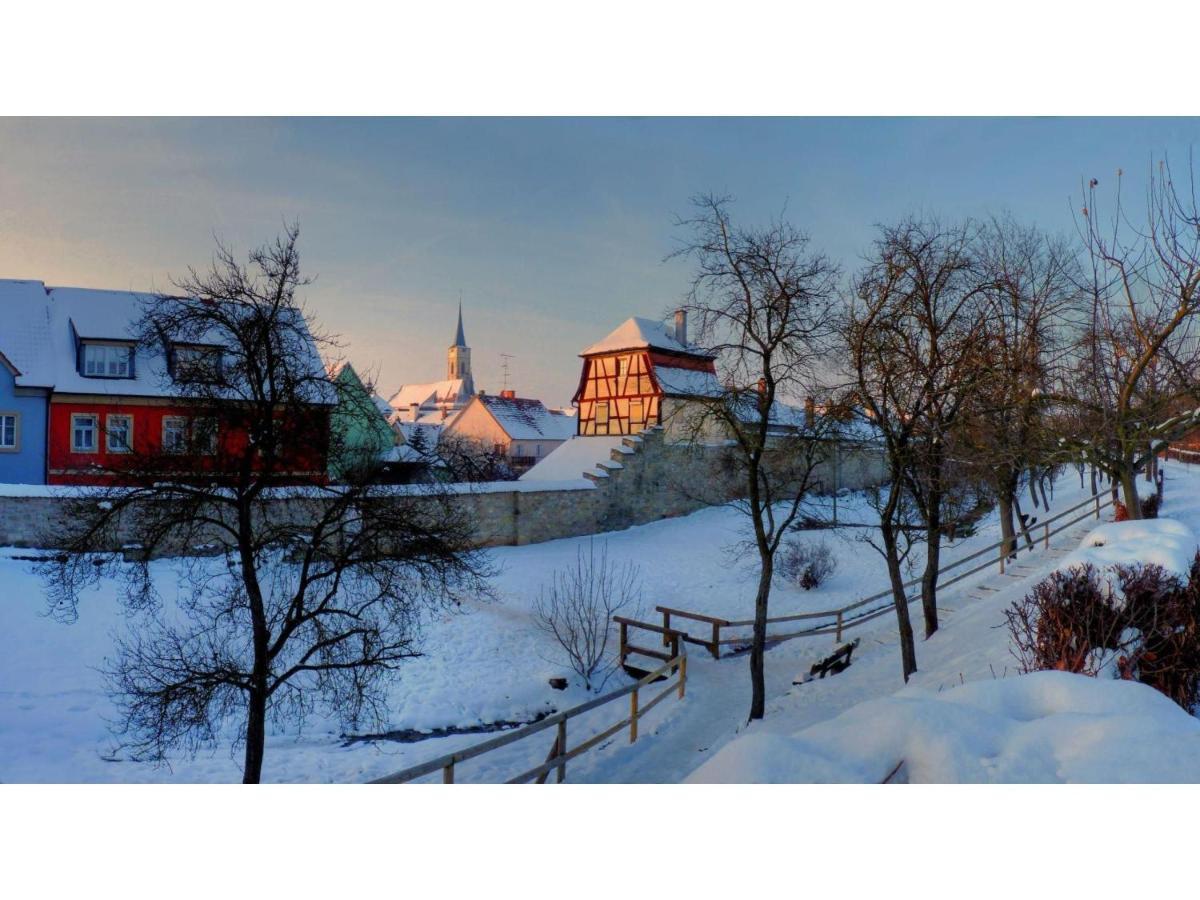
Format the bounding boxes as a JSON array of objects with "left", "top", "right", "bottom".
[
  {"left": 4, "top": 460, "right": 1199, "bottom": 783},
  {"left": 687, "top": 671, "right": 1200, "bottom": 783},
  {"left": 474, "top": 395, "right": 578, "bottom": 441},
  {"left": 519, "top": 435, "right": 636, "bottom": 482},
  {"left": 387, "top": 379, "right": 468, "bottom": 414},
  {"left": 0, "top": 279, "right": 335, "bottom": 404},
  {"left": 653, "top": 365, "right": 723, "bottom": 398},
  {"left": 1057, "top": 518, "right": 1197, "bottom": 591},
  {"left": 580, "top": 316, "right": 711, "bottom": 357}
]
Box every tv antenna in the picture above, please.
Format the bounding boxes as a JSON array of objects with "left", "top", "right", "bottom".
[{"left": 500, "top": 353, "right": 515, "bottom": 391}]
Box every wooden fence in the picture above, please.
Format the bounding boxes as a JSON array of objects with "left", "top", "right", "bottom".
[
  {"left": 646, "top": 486, "right": 1117, "bottom": 658},
  {"left": 369, "top": 651, "right": 687, "bottom": 784}
]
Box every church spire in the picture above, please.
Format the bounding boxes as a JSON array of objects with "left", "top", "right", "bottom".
[{"left": 453, "top": 301, "right": 466, "bottom": 348}]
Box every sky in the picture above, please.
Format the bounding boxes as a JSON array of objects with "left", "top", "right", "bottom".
[{"left": 3, "top": 117, "right": 1200, "bottom": 407}]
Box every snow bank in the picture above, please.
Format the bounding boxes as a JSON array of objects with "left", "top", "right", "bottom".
[
  {"left": 687, "top": 671, "right": 1200, "bottom": 783},
  {"left": 1057, "top": 519, "right": 1197, "bottom": 592}
]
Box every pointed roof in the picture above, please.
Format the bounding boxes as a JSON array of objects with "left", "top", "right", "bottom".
[
  {"left": 452, "top": 302, "right": 467, "bottom": 348},
  {"left": 580, "top": 316, "right": 713, "bottom": 358}
]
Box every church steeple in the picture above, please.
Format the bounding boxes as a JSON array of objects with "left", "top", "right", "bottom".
[
  {"left": 453, "top": 301, "right": 467, "bottom": 348},
  {"left": 447, "top": 303, "right": 474, "bottom": 394}
]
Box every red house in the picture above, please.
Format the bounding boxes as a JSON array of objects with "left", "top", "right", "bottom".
[
  {"left": 29, "top": 284, "right": 330, "bottom": 485},
  {"left": 572, "top": 311, "right": 720, "bottom": 437}
]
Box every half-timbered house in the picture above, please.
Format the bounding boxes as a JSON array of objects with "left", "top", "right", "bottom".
[{"left": 572, "top": 311, "right": 720, "bottom": 437}]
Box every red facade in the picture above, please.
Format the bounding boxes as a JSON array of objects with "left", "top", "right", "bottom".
[{"left": 48, "top": 397, "right": 329, "bottom": 486}]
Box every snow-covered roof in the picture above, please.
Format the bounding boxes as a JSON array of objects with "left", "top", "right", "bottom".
[
  {"left": 581, "top": 316, "right": 712, "bottom": 357},
  {"left": 476, "top": 395, "right": 578, "bottom": 442},
  {"left": 653, "top": 365, "right": 723, "bottom": 398},
  {"left": 519, "top": 434, "right": 639, "bottom": 482},
  {"left": 0, "top": 278, "right": 335, "bottom": 403},
  {"left": 388, "top": 379, "right": 469, "bottom": 412},
  {"left": 0, "top": 279, "right": 55, "bottom": 388}
]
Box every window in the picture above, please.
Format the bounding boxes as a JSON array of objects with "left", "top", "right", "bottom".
[
  {"left": 172, "top": 345, "right": 223, "bottom": 383},
  {"left": 106, "top": 415, "right": 133, "bottom": 453},
  {"left": 193, "top": 417, "right": 218, "bottom": 455},
  {"left": 71, "top": 414, "right": 98, "bottom": 452},
  {"left": 162, "top": 416, "right": 188, "bottom": 454},
  {"left": 618, "top": 356, "right": 630, "bottom": 379},
  {"left": 535, "top": 443, "right": 542, "bottom": 457},
  {"left": 630, "top": 398, "right": 645, "bottom": 426},
  {"left": 82, "top": 343, "right": 133, "bottom": 378},
  {"left": 0, "top": 413, "right": 17, "bottom": 451},
  {"left": 595, "top": 401, "right": 609, "bottom": 432}
]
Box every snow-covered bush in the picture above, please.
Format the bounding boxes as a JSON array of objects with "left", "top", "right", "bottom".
[
  {"left": 776, "top": 537, "right": 837, "bottom": 590},
  {"left": 1007, "top": 555, "right": 1200, "bottom": 711},
  {"left": 533, "top": 541, "right": 642, "bottom": 692}
]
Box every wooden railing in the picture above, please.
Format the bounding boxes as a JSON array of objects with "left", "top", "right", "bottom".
[
  {"left": 369, "top": 650, "right": 687, "bottom": 784},
  {"left": 656, "top": 486, "right": 1117, "bottom": 657},
  {"left": 1165, "top": 446, "right": 1200, "bottom": 464}
]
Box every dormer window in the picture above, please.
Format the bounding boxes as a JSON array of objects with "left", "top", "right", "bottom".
[
  {"left": 171, "top": 344, "right": 223, "bottom": 383},
  {"left": 81, "top": 342, "right": 134, "bottom": 378}
]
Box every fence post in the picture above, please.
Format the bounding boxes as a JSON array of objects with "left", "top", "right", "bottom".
[
  {"left": 556, "top": 720, "right": 567, "bottom": 784},
  {"left": 836, "top": 611, "right": 844, "bottom": 643},
  {"left": 630, "top": 688, "right": 639, "bottom": 743},
  {"left": 1044, "top": 522, "right": 1050, "bottom": 549},
  {"left": 711, "top": 621, "right": 720, "bottom": 660},
  {"left": 678, "top": 655, "right": 687, "bottom": 700},
  {"left": 1095, "top": 495, "right": 1100, "bottom": 519},
  {"left": 443, "top": 762, "right": 455, "bottom": 784},
  {"left": 999, "top": 542, "right": 1006, "bottom": 575},
  {"left": 618, "top": 620, "right": 627, "bottom": 668},
  {"left": 661, "top": 610, "right": 671, "bottom": 647}
]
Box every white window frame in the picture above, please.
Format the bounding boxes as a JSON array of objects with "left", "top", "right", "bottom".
[
  {"left": 0, "top": 412, "right": 19, "bottom": 452},
  {"left": 71, "top": 413, "right": 98, "bottom": 453},
  {"left": 105, "top": 414, "right": 133, "bottom": 454},
  {"left": 82, "top": 342, "right": 133, "bottom": 379},
  {"left": 162, "top": 416, "right": 188, "bottom": 454},
  {"left": 618, "top": 356, "right": 630, "bottom": 379},
  {"left": 172, "top": 345, "right": 222, "bottom": 383}
]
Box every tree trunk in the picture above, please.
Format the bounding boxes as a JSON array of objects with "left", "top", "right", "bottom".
[
  {"left": 921, "top": 517, "right": 941, "bottom": 639},
  {"left": 1012, "top": 493, "right": 1035, "bottom": 550},
  {"left": 998, "top": 492, "right": 1017, "bottom": 561},
  {"left": 748, "top": 553, "right": 772, "bottom": 721},
  {"left": 882, "top": 524, "right": 917, "bottom": 681},
  {"left": 1119, "top": 466, "right": 1142, "bottom": 519},
  {"left": 243, "top": 685, "right": 267, "bottom": 783}
]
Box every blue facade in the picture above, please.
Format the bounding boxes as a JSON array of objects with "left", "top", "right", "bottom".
[{"left": 0, "top": 363, "right": 48, "bottom": 484}]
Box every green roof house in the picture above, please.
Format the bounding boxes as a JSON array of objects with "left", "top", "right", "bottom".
[{"left": 326, "top": 361, "right": 399, "bottom": 481}]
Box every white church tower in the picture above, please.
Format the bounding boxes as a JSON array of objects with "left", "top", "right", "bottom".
[{"left": 447, "top": 302, "right": 474, "bottom": 395}]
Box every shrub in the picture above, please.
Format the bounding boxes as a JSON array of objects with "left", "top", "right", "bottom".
[
  {"left": 777, "top": 538, "right": 838, "bottom": 590},
  {"left": 1007, "top": 555, "right": 1200, "bottom": 712},
  {"left": 532, "top": 540, "right": 641, "bottom": 692},
  {"left": 1139, "top": 494, "right": 1160, "bottom": 519}
]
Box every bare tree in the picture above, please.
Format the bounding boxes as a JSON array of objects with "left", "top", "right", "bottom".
[
  {"left": 1058, "top": 158, "right": 1200, "bottom": 515},
  {"left": 846, "top": 217, "right": 992, "bottom": 681},
  {"left": 963, "top": 217, "right": 1083, "bottom": 558},
  {"left": 38, "top": 227, "right": 491, "bottom": 782},
  {"left": 672, "top": 195, "right": 841, "bottom": 720},
  {"left": 533, "top": 540, "right": 641, "bottom": 691}
]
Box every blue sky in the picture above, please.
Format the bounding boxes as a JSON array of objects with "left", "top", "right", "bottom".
[{"left": 2, "top": 117, "right": 1199, "bottom": 405}]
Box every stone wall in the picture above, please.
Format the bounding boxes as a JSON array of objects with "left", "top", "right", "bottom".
[{"left": 0, "top": 428, "right": 886, "bottom": 551}]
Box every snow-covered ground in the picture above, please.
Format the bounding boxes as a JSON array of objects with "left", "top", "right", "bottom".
[{"left": 3, "top": 464, "right": 1193, "bottom": 782}]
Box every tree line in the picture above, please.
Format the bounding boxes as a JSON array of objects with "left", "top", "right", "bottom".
[{"left": 678, "top": 156, "right": 1200, "bottom": 712}]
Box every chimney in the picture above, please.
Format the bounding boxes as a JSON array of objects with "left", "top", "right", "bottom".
[
  {"left": 409, "top": 402, "right": 420, "bottom": 421},
  {"left": 500, "top": 389, "right": 516, "bottom": 399},
  {"left": 805, "top": 396, "right": 816, "bottom": 427},
  {"left": 674, "top": 309, "right": 688, "bottom": 346}
]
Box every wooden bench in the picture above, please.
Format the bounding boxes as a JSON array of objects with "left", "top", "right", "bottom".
[{"left": 793, "top": 638, "right": 860, "bottom": 685}]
